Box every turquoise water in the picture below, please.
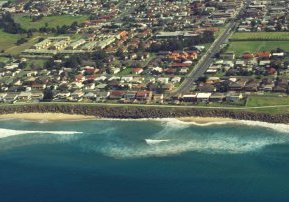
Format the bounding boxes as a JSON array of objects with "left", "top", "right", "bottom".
[{"left": 0, "top": 119, "right": 289, "bottom": 201}]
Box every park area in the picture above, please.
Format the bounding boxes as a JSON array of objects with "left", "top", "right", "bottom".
[
  {"left": 13, "top": 14, "right": 88, "bottom": 29},
  {"left": 230, "top": 32, "right": 289, "bottom": 41}
]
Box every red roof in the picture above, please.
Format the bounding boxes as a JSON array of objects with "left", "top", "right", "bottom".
[
  {"left": 110, "top": 91, "right": 125, "bottom": 96},
  {"left": 171, "top": 63, "right": 191, "bottom": 68},
  {"left": 243, "top": 53, "right": 255, "bottom": 59},
  {"left": 132, "top": 68, "right": 143, "bottom": 73},
  {"left": 255, "top": 52, "right": 271, "bottom": 58},
  {"left": 267, "top": 67, "right": 276, "bottom": 75},
  {"left": 136, "top": 91, "right": 150, "bottom": 97}
]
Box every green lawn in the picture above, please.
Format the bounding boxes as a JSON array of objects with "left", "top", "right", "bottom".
[
  {"left": 26, "top": 59, "right": 47, "bottom": 68},
  {"left": 0, "top": 57, "right": 10, "bottom": 63},
  {"left": 246, "top": 95, "right": 289, "bottom": 107},
  {"left": 226, "top": 41, "right": 289, "bottom": 57},
  {"left": 13, "top": 15, "right": 88, "bottom": 30},
  {"left": 0, "top": 29, "right": 23, "bottom": 52},
  {"left": 117, "top": 67, "right": 132, "bottom": 76},
  {"left": 230, "top": 32, "right": 289, "bottom": 41},
  {"left": 5, "top": 35, "right": 42, "bottom": 55}
]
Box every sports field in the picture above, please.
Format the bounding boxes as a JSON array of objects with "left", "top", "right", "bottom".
[
  {"left": 13, "top": 15, "right": 88, "bottom": 30},
  {"left": 230, "top": 32, "right": 289, "bottom": 41},
  {"left": 227, "top": 41, "right": 289, "bottom": 56}
]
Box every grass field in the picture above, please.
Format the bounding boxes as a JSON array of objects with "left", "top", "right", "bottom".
[
  {"left": 246, "top": 95, "right": 289, "bottom": 107},
  {"left": 5, "top": 35, "right": 42, "bottom": 55},
  {"left": 13, "top": 15, "right": 88, "bottom": 30},
  {"left": 230, "top": 32, "right": 289, "bottom": 41},
  {"left": 0, "top": 29, "right": 23, "bottom": 52},
  {"left": 226, "top": 41, "right": 289, "bottom": 56}
]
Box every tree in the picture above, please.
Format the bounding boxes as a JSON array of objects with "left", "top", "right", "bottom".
[
  {"left": 93, "top": 50, "right": 108, "bottom": 61},
  {"left": 19, "top": 62, "right": 28, "bottom": 69},
  {"left": 116, "top": 48, "right": 125, "bottom": 59},
  {"left": 16, "top": 38, "right": 28, "bottom": 45},
  {"left": 43, "top": 87, "right": 53, "bottom": 101}
]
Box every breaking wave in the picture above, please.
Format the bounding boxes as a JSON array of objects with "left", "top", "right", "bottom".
[
  {"left": 157, "top": 118, "right": 289, "bottom": 134},
  {"left": 95, "top": 137, "right": 285, "bottom": 159},
  {"left": 100, "top": 118, "right": 289, "bottom": 134},
  {"left": 0, "top": 128, "right": 82, "bottom": 139},
  {"left": 1, "top": 118, "right": 289, "bottom": 159},
  {"left": 79, "top": 119, "right": 289, "bottom": 159}
]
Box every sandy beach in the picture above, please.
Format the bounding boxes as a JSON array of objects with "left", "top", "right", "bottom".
[
  {"left": 0, "top": 112, "right": 236, "bottom": 123},
  {"left": 0, "top": 113, "right": 97, "bottom": 121},
  {"left": 178, "top": 117, "right": 236, "bottom": 124}
]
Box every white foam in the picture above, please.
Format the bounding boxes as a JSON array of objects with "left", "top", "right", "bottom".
[
  {"left": 83, "top": 118, "right": 289, "bottom": 159},
  {"left": 236, "top": 120, "right": 289, "bottom": 134},
  {"left": 95, "top": 134, "right": 286, "bottom": 159},
  {"left": 0, "top": 128, "right": 82, "bottom": 139},
  {"left": 158, "top": 118, "right": 289, "bottom": 134},
  {"left": 145, "top": 139, "right": 170, "bottom": 145}
]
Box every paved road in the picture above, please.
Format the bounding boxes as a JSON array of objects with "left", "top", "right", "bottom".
[
  {"left": 112, "top": 0, "right": 140, "bottom": 23},
  {"left": 170, "top": 2, "right": 248, "bottom": 96},
  {"left": 170, "top": 21, "right": 238, "bottom": 96}
]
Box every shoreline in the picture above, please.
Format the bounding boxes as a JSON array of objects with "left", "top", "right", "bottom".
[
  {"left": 177, "top": 117, "right": 235, "bottom": 124},
  {"left": 0, "top": 112, "right": 235, "bottom": 124},
  {"left": 0, "top": 113, "right": 97, "bottom": 121}
]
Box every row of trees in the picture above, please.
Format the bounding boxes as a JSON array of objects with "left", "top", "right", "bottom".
[
  {"left": 0, "top": 13, "right": 24, "bottom": 34},
  {"left": 0, "top": 12, "right": 80, "bottom": 36},
  {"left": 148, "top": 31, "right": 214, "bottom": 52},
  {"left": 44, "top": 50, "right": 108, "bottom": 70}
]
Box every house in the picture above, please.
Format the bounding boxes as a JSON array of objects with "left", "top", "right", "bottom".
[
  {"left": 255, "top": 52, "right": 271, "bottom": 59},
  {"left": 228, "top": 80, "right": 247, "bottom": 91},
  {"left": 198, "top": 84, "right": 216, "bottom": 92},
  {"left": 109, "top": 91, "right": 125, "bottom": 99},
  {"left": 18, "top": 92, "right": 32, "bottom": 101},
  {"left": 4, "top": 93, "right": 19, "bottom": 103},
  {"left": 273, "top": 79, "right": 288, "bottom": 93},
  {"left": 161, "top": 83, "right": 174, "bottom": 92},
  {"left": 196, "top": 93, "right": 212, "bottom": 102},
  {"left": 226, "top": 92, "right": 243, "bottom": 102},
  {"left": 70, "top": 90, "right": 84, "bottom": 101},
  {"left": 31, "top": 92, "right": 44, "bottom": 102},
  {"left": 243, "top": 53, "right": 255, "bottom": 60},
  {"left": 83, "top": 92, "right": 97, "bottom": 100},
  {"left": 259, "top": 78, "right": 275, "bottom": 92},
  {"left": 243, "top": 80, "right": 260, "bottom": 92},
  {"left": 209, "top": 93, "right": 226, "bottom": 102},
  {"left": 220, "top": 52, "right": 235, "bottom": 60},
  {"left": 153, "top": 94, "right": 164, "bottom": 104},
  {"left": 132, "top": 68, "right": 143, "bottom": 74},
  {"left": 123, "top": 91, "right": 136, "bottom": 100},
  {"left": 96, "top": 92, "right": 110, "bottom": 100},
  {"left": 0, "top": 93, "right": 7, "bottom": 102},
  {"left": 182, "top": 94, "right": 197, "bottom": 102},
  {"left": 135, "top": 91, "right": 152, "bottom": 101}
]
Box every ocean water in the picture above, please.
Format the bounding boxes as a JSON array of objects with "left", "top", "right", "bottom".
[{"left": 0, "top": 119, "right": 289, "bottom": 202}]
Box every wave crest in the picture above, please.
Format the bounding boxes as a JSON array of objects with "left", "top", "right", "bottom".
[{"left": 0, "top": 128, "right": 82, "bottom": 139}]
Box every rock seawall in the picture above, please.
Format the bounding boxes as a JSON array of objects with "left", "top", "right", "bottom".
[{"left": 0, "top": 104, "right": 288, "bottom": 123}]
